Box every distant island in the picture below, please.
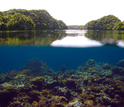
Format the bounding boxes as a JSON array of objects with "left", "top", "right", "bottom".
[
  {"left": 68, "top": 25, "right": 83, "bottom": 29},
  {"left": 0, "top": 9, "right": 68, "bottom": 30},
  {"left": 80, "top": 15, "right": 124, "bottom": 30}
]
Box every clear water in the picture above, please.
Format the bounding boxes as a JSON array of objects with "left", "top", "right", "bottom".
[{"left": 0, "top": 30, "right": 124, "bottom": 72}]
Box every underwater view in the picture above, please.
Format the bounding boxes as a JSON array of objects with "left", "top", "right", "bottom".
[{"left": 0, "top": 30, "right": 124, "bottom": 107}]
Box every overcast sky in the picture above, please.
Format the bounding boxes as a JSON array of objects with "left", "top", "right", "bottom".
[{"left": 1, "top": 0, "right": 124, "bottom": 25}]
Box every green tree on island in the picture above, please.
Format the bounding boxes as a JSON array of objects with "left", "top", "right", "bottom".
[
  {"left": 0, "top": 9, "right": 68, "bottom": 30},
  {"left": 80, "top": 15, "right": 122, "bottom": 30}
]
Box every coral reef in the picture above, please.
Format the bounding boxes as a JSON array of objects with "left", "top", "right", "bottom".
[{"left": 0, "top": 59, "right": 124, "bottom": 107}]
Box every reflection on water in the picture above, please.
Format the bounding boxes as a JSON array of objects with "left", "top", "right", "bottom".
[
  {"left": 51, "top": 30, "right": 124, "bottom": 47},
  {"left": 51, "top": 36, "right": 103, "bottom": 47},
  {"left": 65, "top": 29, "right": 87, "bottom": 34},
  {"left": 117, "top": 40, "right": 124, "bottom": 47},
  {"left": 0, "top": 30, "right": 67, "bottom": 46},
  {"left": 0, "top": 30, "right": 124, "bottom": 47},
  {"left": 84, "top": 30, "right": 124, "bottom": 47}
]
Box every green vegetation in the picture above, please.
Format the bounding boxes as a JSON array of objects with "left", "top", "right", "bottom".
[
  {"left": 0, "top": 9, "right": 68, "bottom": 30},
  {"left": 80, "top": 15, "right": 123, "bottom": 30},
  {"left": 113, "top": 21, "right": 124, "bottom": 30},
  {"left": 68, "top": 25, "right": 83, "bottom": 29}
]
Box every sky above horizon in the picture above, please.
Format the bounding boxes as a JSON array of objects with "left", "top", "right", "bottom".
[{"left": 1, "top": 0, "right": 124, "bottom": 25}]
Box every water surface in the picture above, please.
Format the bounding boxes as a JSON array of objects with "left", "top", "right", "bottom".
[{"left": 0, "top": 30, "right": 124, "bottom": 72}]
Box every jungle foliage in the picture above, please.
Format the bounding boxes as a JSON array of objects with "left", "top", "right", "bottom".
[
  {"left": 0, "top": 9, "right": 68, "bottom": 30},
  {"left": 113, "top": 21, "right": 124, "bottom": 30},
  {"left": 80, "top": 15, "right": 123, "bottom": 30}
]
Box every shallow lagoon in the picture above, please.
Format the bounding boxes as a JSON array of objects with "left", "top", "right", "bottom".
[{"left": 1, "top": 30, "right": 124, "bottom": 106}]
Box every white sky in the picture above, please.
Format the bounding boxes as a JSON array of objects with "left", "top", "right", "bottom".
[{"left": 1, "top": 0, "right": 124, "bottom": 25}]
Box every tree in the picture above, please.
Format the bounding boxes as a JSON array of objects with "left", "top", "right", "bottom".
[
  {"left": 58, "top": 20, "right": 68, "bottom": 29},
  {"left": 113, "top": 22, "right": 124, "bottom": 30}
]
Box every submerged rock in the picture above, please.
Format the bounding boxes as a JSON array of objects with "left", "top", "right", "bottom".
[
  {"left": 65, "top": 79, "right": 76, "bottom": 89},
  {"left": 112, "top": 66, "right": 124, "bottom": 75},
  {"left": 117, "top": 59, "right": 124, "bottom": 67},
  {"left": 19, "top": 58, "right": 54, "bottom": 76},
  {"left": 102, "top": 63, "right": 111, "bottom": 70},
  {"left": 86, "top": 59, "right": 97, "bottom": 67},
  {"left": 31, "top": 76, "right": 44, "bottom": 90}
]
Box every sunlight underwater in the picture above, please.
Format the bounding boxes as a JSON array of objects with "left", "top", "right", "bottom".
[{"left": 51, "top": 36, "right": 104, "bottom": 47}]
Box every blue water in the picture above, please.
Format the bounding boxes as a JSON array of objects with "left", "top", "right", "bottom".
[{"left": 0, "top": 45, "right": 124, "bottom": 72}]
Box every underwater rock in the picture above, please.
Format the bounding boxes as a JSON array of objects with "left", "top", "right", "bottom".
[
  {"left": 102, "top": 78, "right": 115, "bottom": 85},
  {"left": 86, "top": 59, "right": 97, "bottom": 66},
  {"left": 0, "top": 82, "right": 14, "bottom": 88},
  {"left": 53, "top": 86, "right": 71, "bottom": 100},
  {"left": 67, "top": 100, "right": 83, "bottom": 107},
  {"left": 94, "top": 64, "right": 103, "bottom": 71},
  {"left": 31, "top": 76, "right": 44, "bottom": 90},
  {"left": 71, "top": 74, "right": 81, "bottom": 79},
  {"left": 110, "top": 100, "right": 121, "bottom": 107},
  {"left": 115, "top": 94, "right": 121, "bottom": 100},
  {"left": 37, "top": 95, "right": 67, "bottom": 107},
  {"left": 117, "top": 59, "right": 124, "bottom": 67},
  {"left": 102, "top": 96, "right": 111, "bottom": 105},
  {"left": 19, "top": 58, "right": 54, "bottom": 76},
  {"left": 0, "top": 74, "right": 12, "bottom": 84},
  {"left": 65, "top": 79, "right": 76, "bottom": 89},
  {"left": 59, "top": 65, "right": 68, "bottom": 73},
  {"left": 102, "top": 63, "right": 111, "bottom": 70},
  {"left": 92, "top": 77, "right": 106, "bottom": 84},
  {"left": 112, "top": 66, "right": 124, "bottom": 75},
  {"left": 46, "top": 80, "right": 63, "bottom": 89}
]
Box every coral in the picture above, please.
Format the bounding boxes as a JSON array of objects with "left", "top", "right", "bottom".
[{"left": 0, "top": 59, "right": 124, "bottom": 107}]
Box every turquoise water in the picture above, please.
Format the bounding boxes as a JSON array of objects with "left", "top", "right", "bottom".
[{"left": 0, "top": 30, "right": 124, "bottom": 72}]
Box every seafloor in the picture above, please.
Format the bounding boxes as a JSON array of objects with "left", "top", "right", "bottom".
[{"left": 0, "top": 58, "right": 124, "bottom": 107}]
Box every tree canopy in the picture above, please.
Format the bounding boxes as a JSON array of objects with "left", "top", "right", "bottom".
[
  {"left": 0, "top": 9, "right": 68, "bottom": 30},
  {"left": 80, "top": 15, "right": 122, "bottom": 30},
  {"left": 113, "top": 21, "right": 124, "bottom": 30}
]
